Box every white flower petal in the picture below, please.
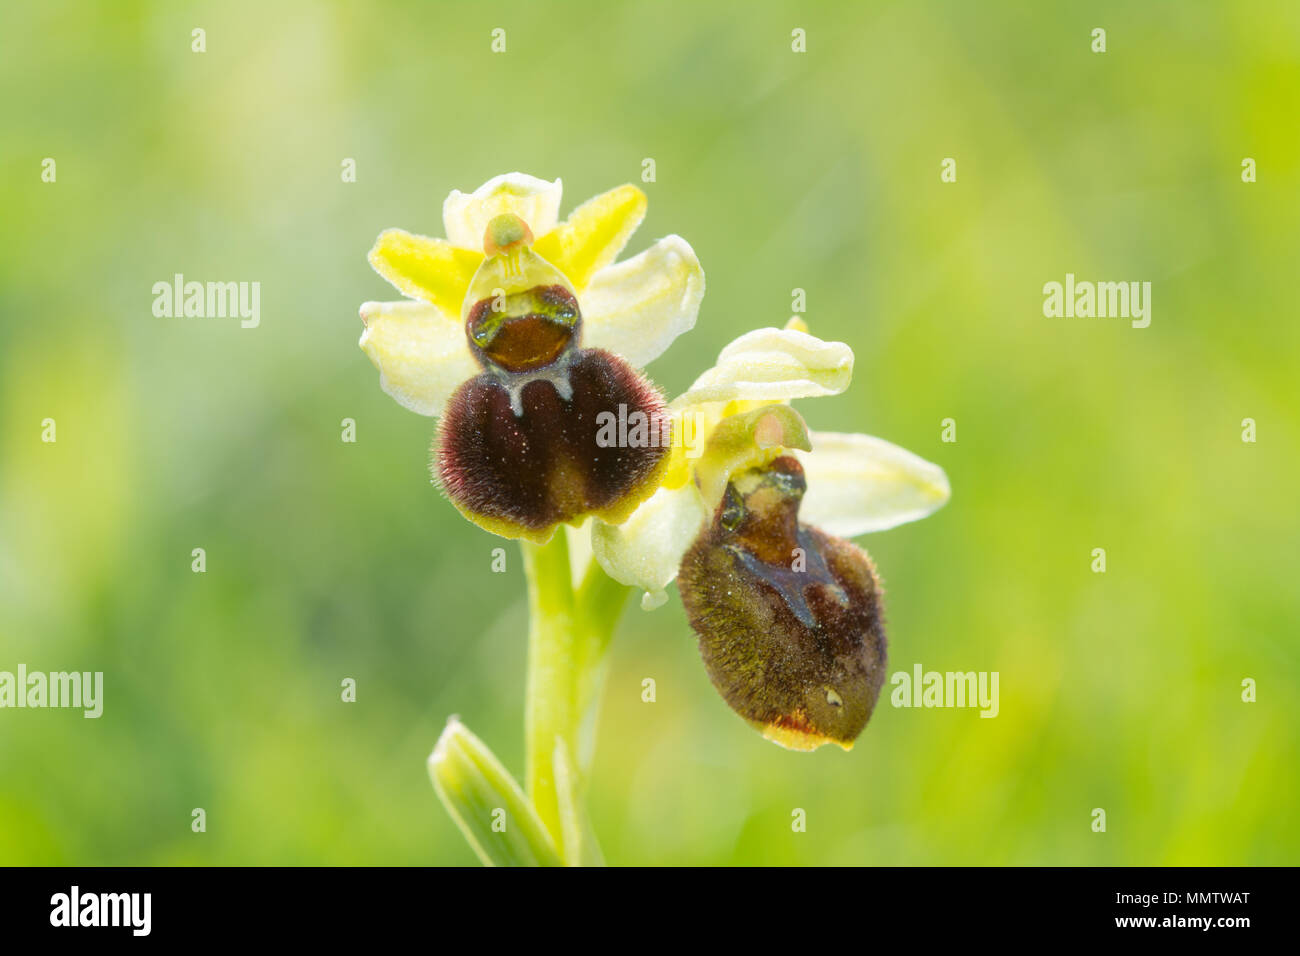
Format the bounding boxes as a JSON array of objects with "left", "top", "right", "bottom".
[
  {"left": 580, "top": 235, "right": 704, "bottom": 368},
  {"left": 671, "top": 327, "right": 853, "bottom": 409},
  {"left": 442, "top": 173, "right": 563, "bottom": 251},
  {"left": 359, "top": 300, "right": 479, "bottom": 417},
  {"left": 591, "top": 482, "right": 708, "bottom": 608},
  {"left": 796, "top": 431, "right": 950, "bottom": 537}
]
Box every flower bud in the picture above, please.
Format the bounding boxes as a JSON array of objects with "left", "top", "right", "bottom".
[{"left": 678, "top": 455, "right": 888, "bottom": 751}]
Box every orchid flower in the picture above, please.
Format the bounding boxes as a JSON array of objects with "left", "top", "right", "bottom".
[
  {"left": 359, "top": 172, "right": 703, "bottom": 542},
  {"left": 592, "top": 319, "right": 950, "bottom": 750}
]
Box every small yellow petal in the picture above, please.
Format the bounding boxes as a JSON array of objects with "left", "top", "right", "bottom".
[
  {"left": 368, "top": 230, "right": 481, "bottom": 316},
  {"left": 534, "top": 184, "right": 647, "bottom": 290}
]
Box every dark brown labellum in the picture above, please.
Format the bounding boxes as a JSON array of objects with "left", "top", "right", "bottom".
[
  {"left": 436, "top": 348, "right": 670, "bottom": 541},
  {"left": 678, "top": 455, "right": 887, "bottom": 751}
]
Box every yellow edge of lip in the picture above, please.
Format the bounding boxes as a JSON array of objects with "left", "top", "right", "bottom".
[{"left": 753, "top": 720, "right": 850, "bottom": 753}]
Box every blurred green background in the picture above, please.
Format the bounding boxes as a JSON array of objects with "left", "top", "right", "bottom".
[{"left": 2, "top": 0, "right": 1297, "bottom": 865}]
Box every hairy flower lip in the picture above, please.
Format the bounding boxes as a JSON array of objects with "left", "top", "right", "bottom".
[
  {"left": 679, "top": 456, "right": 889, "bottom": 752},
  {"left": 435, "top": 348, "right": 671, "bottom": 543}
]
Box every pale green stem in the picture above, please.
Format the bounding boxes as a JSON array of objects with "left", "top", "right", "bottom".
[{"left": 521, "top": 534, "right": 628, "bottom": 864}]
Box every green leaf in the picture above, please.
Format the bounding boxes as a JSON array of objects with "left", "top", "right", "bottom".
[{"left": 428, "top": 717, "right": 563, "bottom": 867}]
